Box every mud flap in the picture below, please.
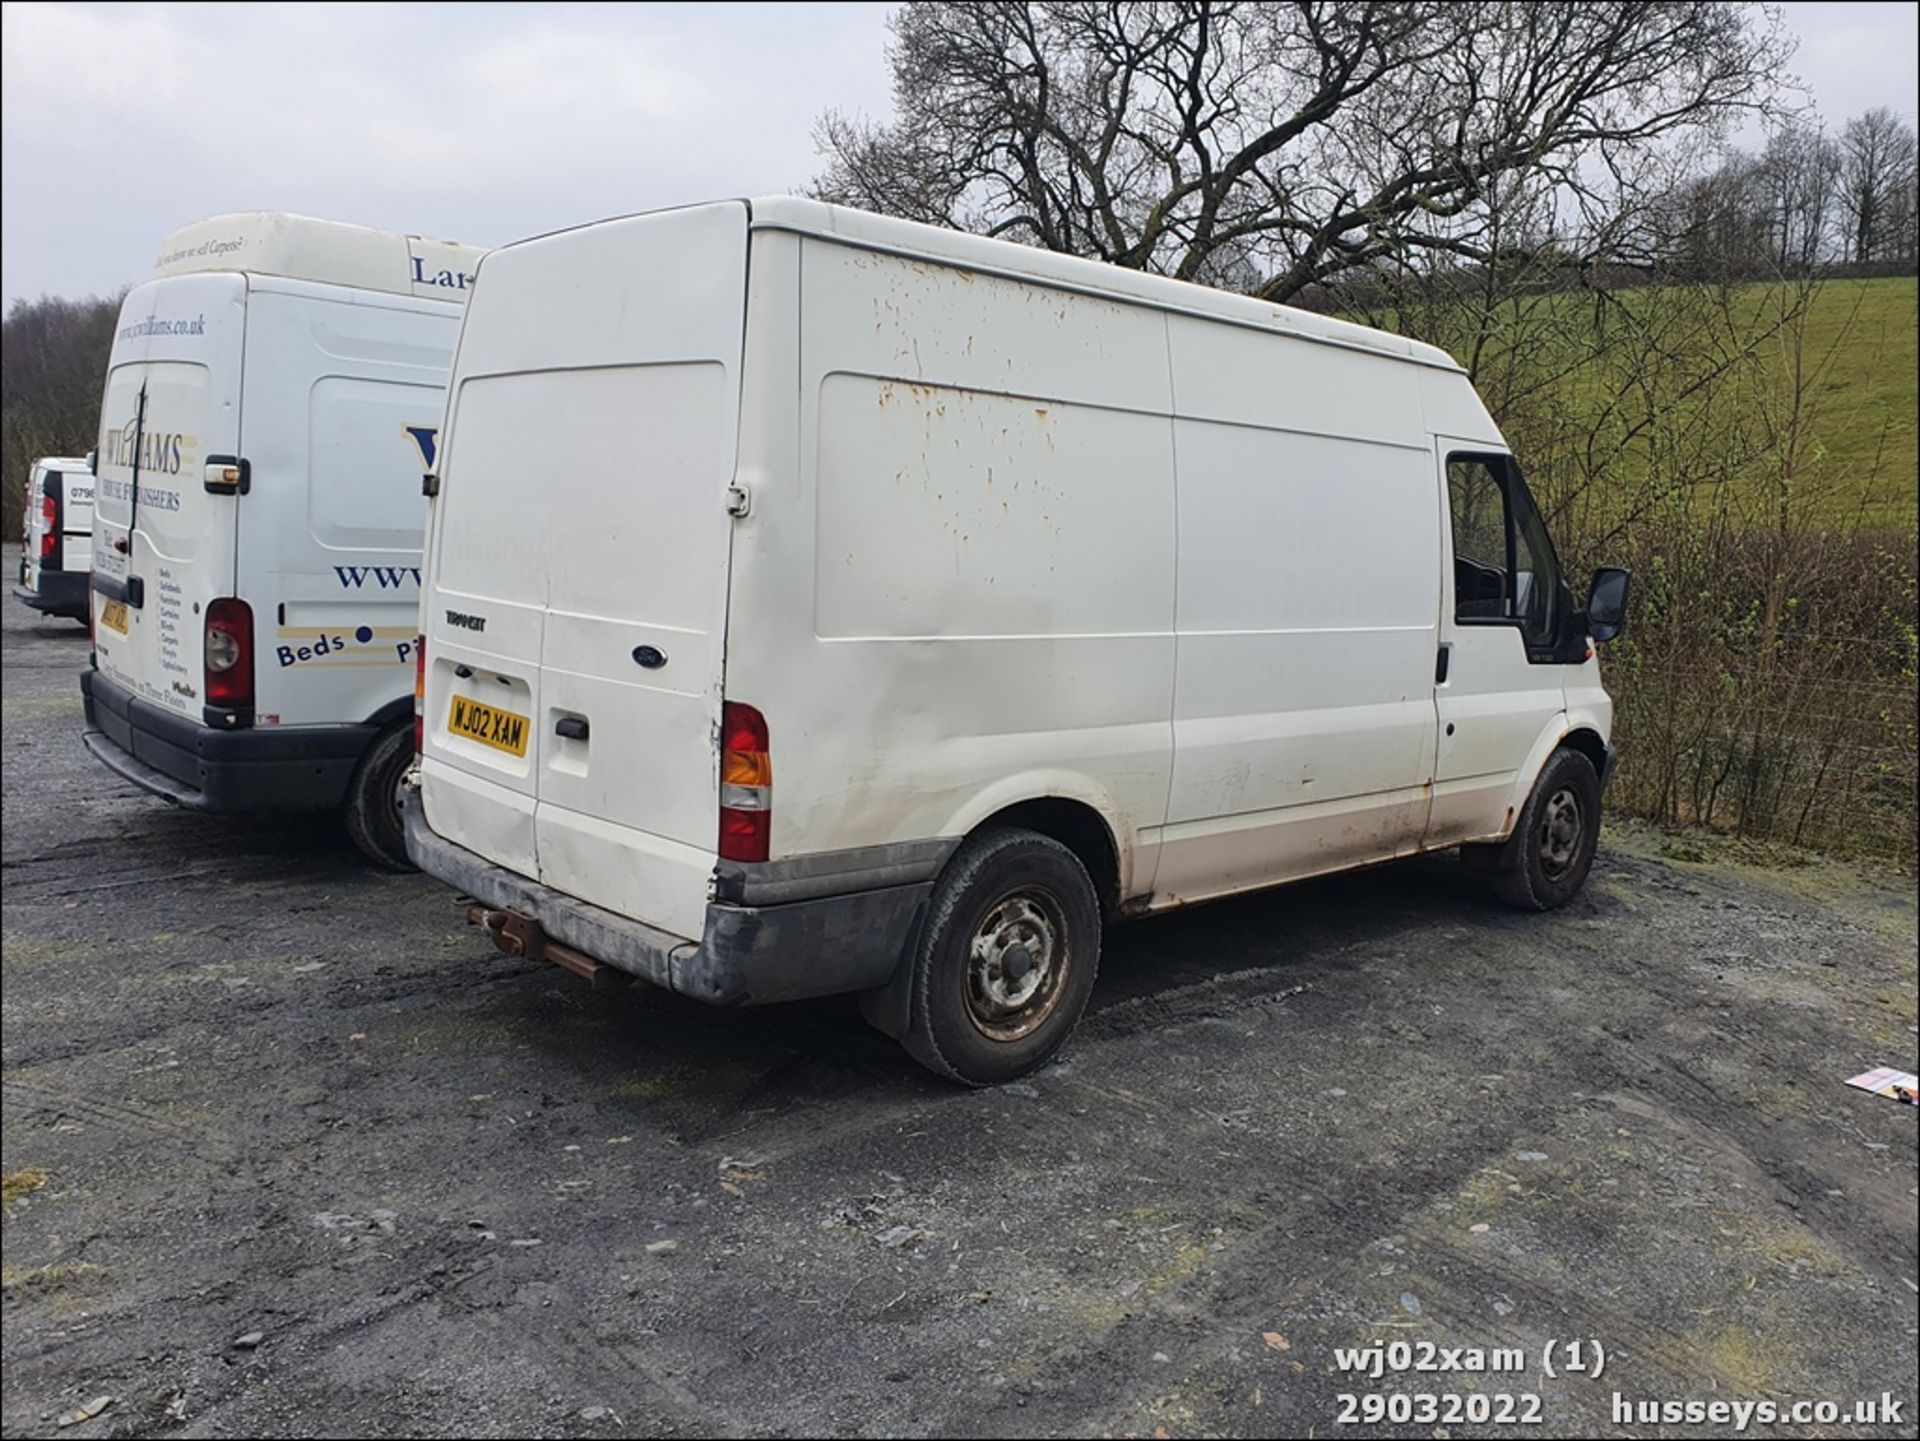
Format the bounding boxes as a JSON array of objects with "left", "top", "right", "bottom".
[{"left": 856, "top": 893, "right": 931, "bottom": 1040}]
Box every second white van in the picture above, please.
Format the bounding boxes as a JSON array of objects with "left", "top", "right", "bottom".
[
  {"left": 83, "top": 213, "right": 485, "bottom": 867},
  {"left": 15, "top": 456, "right": 94, "bottom": 622},
  {"left": 406, "top": 199, "right": 1629, "bottom": 1084}
]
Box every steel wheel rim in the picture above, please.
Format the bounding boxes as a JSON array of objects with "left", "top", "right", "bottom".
[
  {"left": 390, "top": 759, "right": 415, "bottom": 821},
  {"left": 1539, "top": 787, "right": 1583, "bottom": 880},
  {"left": 965, "top": 886, "right": 1070, "bottom": 1042}
]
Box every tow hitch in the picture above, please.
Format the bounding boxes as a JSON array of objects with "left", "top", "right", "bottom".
[{"left": 463, "top": 901, "right": 631, "bottom": 990}]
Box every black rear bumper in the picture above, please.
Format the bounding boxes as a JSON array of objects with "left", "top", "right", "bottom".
[
  {"left": 13, "top": 565, "right": 87, "bottom": 620},
  {"left": 81, "top": 669, "right": 375, "bottom": 812},
  {"left": 403, "top": 788, "right": 931, "bottom": 1008}
]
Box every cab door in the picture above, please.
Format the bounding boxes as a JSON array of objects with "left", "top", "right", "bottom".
[{"left": 1426, "top": 445, "right": 1569, "bottom": 846}]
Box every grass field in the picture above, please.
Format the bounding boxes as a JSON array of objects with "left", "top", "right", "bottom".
[
  {"left": 1376, "top": 274, "right": 1918, "bottom": 531},
  {"left": 1723, "top": 276, "right": 1916, "bottom": 528}
]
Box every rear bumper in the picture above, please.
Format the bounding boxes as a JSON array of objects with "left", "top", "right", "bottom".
[
  {"left": 81, "top": 669, "right": 375, "bottom": 812},
  {"left": 13, "top": 566, "right": 88, "bottom": 619},
  {"left": 403, "top": 788, "right": 931, "bottom": 1007}
]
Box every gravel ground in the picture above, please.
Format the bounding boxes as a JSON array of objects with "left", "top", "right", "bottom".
[{"left": 3, "top": 599, "right": 1916, "bottom": 1440}]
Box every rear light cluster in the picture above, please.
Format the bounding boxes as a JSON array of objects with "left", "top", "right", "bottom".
[
  {"left": 204, "top": 598, "right": 254, "bottom": 709},
  {"left": 414, "top": 634, "right": 426, "bottom": 753},
  {"left": 39, "top": 491, "right": 58, "bottom": 560},
  {"left": 718, "top": 701, "right": 770, "bottom": 862}
]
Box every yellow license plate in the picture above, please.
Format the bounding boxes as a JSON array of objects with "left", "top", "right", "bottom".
[
  {"left": 447, "top": 695, "right": 529, "bottom": 757},
  {"left": 99, "top": 598, "right": 129, "bottom": 635}
]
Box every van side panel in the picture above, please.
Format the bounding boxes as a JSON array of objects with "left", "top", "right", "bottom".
[
  {"left": 238, "top": 280, "right": 460, "bottom": 728},
  {"left": 721, "top": 237, "right": 1177, "bottom": 893},
  {"left": 1152, "top": 318, "right": 1441, "bottom": 902}
]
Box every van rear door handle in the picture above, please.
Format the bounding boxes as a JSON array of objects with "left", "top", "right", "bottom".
[{"left": 555, "top": 717, "right": 589, "bottom": 740}]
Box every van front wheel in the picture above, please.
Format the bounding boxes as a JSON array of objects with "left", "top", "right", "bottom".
[
  {"left": 903, "top": 827, "right": 1101, "bottom": 1087},
  {"left": 1470, "top": 747, "right": 1602, "bottom": 910},
  {"left": 343, "top": 724, "right": 417, "bottom": 872}
]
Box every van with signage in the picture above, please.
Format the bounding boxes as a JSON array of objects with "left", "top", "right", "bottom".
[
  {"left": 82, "top": 213, "right": 484, "bottom": 868},
  {"left": 406, "top": 198, "right": 1630, "bottom": 1085},
  {"left": 15, "top": 455, "right": 94, "bottom": 622}
]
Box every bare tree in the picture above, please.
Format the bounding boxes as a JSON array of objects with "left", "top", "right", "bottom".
[
  {"left": 1840, "top": 106, "right": 1919, "bottom": 263},
  {"left": 1649, "top": 147, "right": 1771, "bottom": 278},
  {"left": 813, "top": 1, "right": 1791, "bottom": 300},
  {"left": 1, "top": 292, "right": 122, "bottom": 537},
  {"left": 1757, "top": 121, "right": 1841, "bottom": 270}
]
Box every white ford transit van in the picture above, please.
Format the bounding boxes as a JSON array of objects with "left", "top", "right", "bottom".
[
  {"left": 15, "top": 456, "right": 94, "bottom": 621},
  {"left": 406, "top": 199, "right": 1629, "bottom": 1085},
  {"left": 82, "top": 213, "right": 485, "bottom": 868}
]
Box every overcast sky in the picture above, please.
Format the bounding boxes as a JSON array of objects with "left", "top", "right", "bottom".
[{"left": 3, "top": 1, "right": 1915, "bottom": 305}]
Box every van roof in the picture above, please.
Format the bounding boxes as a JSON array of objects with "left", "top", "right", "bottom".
[
  {"left": 151, "top": 212, "right": 486, "bottom": 303},
  {"left": 743, "top": 197, "right": 1460, "bottom": 373},
  {"left": 35, "top": 457, "right": 91, "bottom": 473}
]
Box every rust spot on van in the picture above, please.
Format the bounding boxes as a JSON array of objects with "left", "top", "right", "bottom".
[{"left": 1505, "top": 806, "right": 1516, "bottom": 826}]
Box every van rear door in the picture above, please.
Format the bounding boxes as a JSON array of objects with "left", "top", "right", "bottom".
[
  {"left": 61, "top": 466, "right": 94, "bottom": 575},
  {"left": 92, "top": 275, "right": 247, "bottom": 719},
  {"left": 422, "top": 202, "right": 747, "bottom": 940}
]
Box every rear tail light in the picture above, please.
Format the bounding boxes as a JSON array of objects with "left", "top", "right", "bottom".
[
  {"left": 38, "top": 491, "right": 57, "bottom": 559},
  {"left": 204, "top": 598, "right": 254, "bottom": 709},
  {"left": 414, "top": 633, "right": 426, "bottom": 753},
  {"left": 718, "top": 701, "right": 771, "bottom": 862}
]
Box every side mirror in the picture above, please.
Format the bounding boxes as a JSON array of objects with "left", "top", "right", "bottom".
[{"left": 1585, "top": 567, "right": 1631, "bottom": 643}]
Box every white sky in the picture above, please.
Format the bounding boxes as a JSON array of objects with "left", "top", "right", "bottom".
[{"left": 3, "top": 0, "right": 1915, "bottom": 305}]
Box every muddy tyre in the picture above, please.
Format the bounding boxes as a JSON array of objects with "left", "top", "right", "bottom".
[
  {"left": 343, "top": 724, "right": 416, "bottom": 872},
  {"left": 902, "top": 827, "right": 1101, "bottom": 1087},
  {"left": 1473, "top": 747, "right": 1602, "bottom": 911}
]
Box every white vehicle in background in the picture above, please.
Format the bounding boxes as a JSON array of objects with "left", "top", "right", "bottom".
[
  {"left": 15, "top": 456, "right": 94, "bottom": 622},
  {"left": 82, "top": 212, "right": 484, "bottom": 868},
  {"left": 406, "top": 198, "right": 1629, "bottom": 1085}
]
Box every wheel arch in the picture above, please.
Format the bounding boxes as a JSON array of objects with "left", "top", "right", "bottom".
[
  {"left": 1557, "top": 726, "right": 1608, "bottom": 783},
  {"left": 972, "top": 796, "right": 1122, "bottom": 917},
  {"left": 938, "top": 774, "right": 1133, "bottom": 914},
  {"left": 1497, "top": 717, "right": 1610, "bottom": 841}
]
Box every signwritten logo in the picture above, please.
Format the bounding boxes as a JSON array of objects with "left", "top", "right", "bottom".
[
  {"left": 276, "top": 625, "right": 416, "bottom": 669},
  {"left": 403, "top": 424, "right": 439, "bottom": 473},
  {"left": 411, "top": 258, "right": 474, "bottom": 292},
  {"left": 334, "top": 566, "right": 421, "bottom": 590}
]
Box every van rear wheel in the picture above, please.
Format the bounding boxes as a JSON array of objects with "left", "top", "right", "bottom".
[
  {"left": 1470, "top": 747, "right": 1602, "bottom": 910},
  {"left": 343, "top": 724, "right": 416, "bottom": 872},
  {"left": 902, "top": 827, "right": 1101, "bottom": 1087}
]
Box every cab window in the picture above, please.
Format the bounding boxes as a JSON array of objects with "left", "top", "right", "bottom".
[{"left": 1446, "top": 454, "right": 1560, "bottom": 647}]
